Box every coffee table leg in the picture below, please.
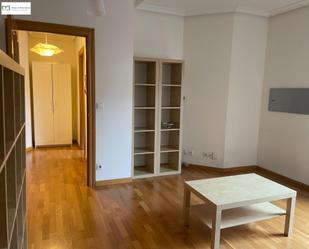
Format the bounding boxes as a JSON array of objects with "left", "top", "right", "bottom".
[
  {"left": 183, "top": 187, "right": 191, "bottom": 226},
  {"left": 211, "top": 209, "right": 222, "bottom": 249},
  {"left": 284, "top": 197, "right": 296, "bottom": 236}
]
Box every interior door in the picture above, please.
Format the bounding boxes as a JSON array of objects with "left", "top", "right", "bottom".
[
  {"left": 52, "top": 64, "right": 72, "bottom": 145},
  {"left": 32, "top": 62, "right": 54, "bottom": 146}
]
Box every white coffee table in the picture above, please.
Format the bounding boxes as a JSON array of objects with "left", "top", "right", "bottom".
[{"left": 183, "top": 173, "right": 297, "bottom": 249}]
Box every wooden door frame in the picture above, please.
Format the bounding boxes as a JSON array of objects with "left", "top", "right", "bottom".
[
  {"left": 78, "top": 47, "right": 86, "bottom": 151},
  {"left": 5, "top": 17, "right": 96, "bottom": 188}
]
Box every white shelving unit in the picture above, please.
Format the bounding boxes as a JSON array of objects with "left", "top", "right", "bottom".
[
  {"left": 0, "top": 51, "right": 27, "bottom": 249},
  {"left": 132, "top": 57, "right": 183, "bottom": 178}
]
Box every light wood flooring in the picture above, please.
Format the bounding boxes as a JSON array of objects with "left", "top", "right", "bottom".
[{"left": 27, "top": 148, "right": 309, "bottom": 249}]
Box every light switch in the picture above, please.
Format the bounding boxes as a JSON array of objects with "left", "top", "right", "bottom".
[{"left": 96, "top": 102, "right": 104, "bottom": 109}]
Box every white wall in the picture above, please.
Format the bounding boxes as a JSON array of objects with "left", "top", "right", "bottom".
[
  {"left": 134, "top": 10, "right": 183, "bottom": 59},
  {"left": 224, "top": 14, "right": 268, "bottom": 167},
  {"left": 183, "top": 14, "right": 234, "bottom": 167},
  {"left": 258, "top": 6, "right": 309, "bottom": 185},
  {"left": 183, "top": 13, "right": 268, "bottom": 168},
  {"left": 4, "top": 2, "right": 309, "bottom": 184},
  {"left": 0, "top": 0, "right": 134, "bottom": 181},
  {"left": 17, "top": 31, "right": 32, "bottom": 149}
]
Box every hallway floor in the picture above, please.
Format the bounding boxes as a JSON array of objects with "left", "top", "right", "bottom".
[{"left": 27, "top": 148, "right": 309, "bottom": 249}]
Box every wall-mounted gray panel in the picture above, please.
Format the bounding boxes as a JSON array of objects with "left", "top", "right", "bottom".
[{"left": 269, "top": 88, "right": 309, "bottom": 115}]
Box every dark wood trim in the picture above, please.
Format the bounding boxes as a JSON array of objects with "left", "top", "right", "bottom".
[
  {"left": 78, "top": 47, "right": 85, "bottom": 151},
  {"left": 5, "top": 18, "right": 96, "bottom": 188},
  {"left": 5, "top": 16, "right": 18, "bottom": 60},
  {"left": 186, "top": 164, "right": 309, "bottom": 192},
  {"left": 26, "top": 147, "right": 33, "bottom": 152},
  {"left": 186, "top": 164, "right": 258, "bottom": 175},
  {"left": 96, "top": 178, "right": 132, "bottom": 188},
  {"left": 256, "top": 167, "right": 309, "bottom": 192},
  {"left": 5, "top": 16, "right": 13, "bottom": 57}
]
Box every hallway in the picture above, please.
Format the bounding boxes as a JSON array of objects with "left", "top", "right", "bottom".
[
  {"left": 27, "top": 148, "right": 89, "bottom": 249},
  {"left": 26, "top": 149, "right": 309, "bottom": 249}
]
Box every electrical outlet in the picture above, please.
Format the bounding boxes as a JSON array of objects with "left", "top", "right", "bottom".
[
  {"left": 184, "top": 150, "right": 193, "bottom": 156},
  {"left": 96, "top": 102, "right": 104, "bottom": 109},
  {"left": 207, "top": 152, "right": 217, "bottom": 161},
  {"left": 211, "top": 152, "right": 217, "bottom": 160},
  {"left": 203, "top": 152, "right": 217, "bottom": 160}
]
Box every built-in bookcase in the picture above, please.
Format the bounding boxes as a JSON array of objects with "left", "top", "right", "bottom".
[
  {"left": 133, "top": 58, "right": 183, "bottom": 178},
  {"left": 0, "top": 50, "right": 27, "bottom": 249},
  {"left": 159, "top": 61, "right": 182, "bottom": 175},
  {"left": 133, "top": 59, "right": 157, "bottom": 177}
]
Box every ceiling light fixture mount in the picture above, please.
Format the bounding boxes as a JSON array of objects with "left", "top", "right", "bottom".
[{"left": 30, "top": 33, "right": 63, "bottom": 57}]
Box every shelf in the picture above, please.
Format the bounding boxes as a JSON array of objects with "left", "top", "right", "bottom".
[
  {"left": 134, "top": 127, "right": 155, "bottom": 133},
  {"left": 161, "top": 109, "right": 180, "bottom": 131},
  {"left": 6, "top": 148, "right": 16, "bottom": 239},
  {"left": 134, "top": 154, "right": 155, "bottom": 176},
  {"left": 16, "top": 136, "right": 22, "bottom": 198},
  {"left": 162, "top": 84, "right": 181, "bottom": 87},
  {"left": 135, "top": 84, "right": 156, "bottom": 108},
  {"left": 1, "top": 53, "right": 27, "bottom": 249},
  {"left": 160, "top": 152, "right": 179, "bottom": 173},
  {"left": 161, "top": 107, "right": 181, "bottom": 110},
  {"left": 160, "top": 164, "right": 179, "bottom": 173},
  {"left": 22, "top": 224, "right": 27, "bottom": 249},
  {"left": 17, "top": 193, "right": 23, "bottom": 249},
  {"left": 14, "top": 73, "right": 21, "bottom": 134},
  {"left": 134, "top": 166, "right": 155, "bottom": 176},
  {"left": 160, "top": 146, "right": 179, "bottom": 153},
  {"left": 3, "top": 67, "right": 15, "bottom": 153},
  {"left": 191, "top": 202, "right": 286, "bottom": 230},
  {"left": 133, "top": 58, "right": 183, "bottom": 179},
  {"left": 134, "top": 132, "right": 155, "bottom": 155},
  {"left": 134, "top": 61, "right": 156, "bottom": 85},
  {"left": 161, "top": 128, "right": 180, "bottom": 132},
  {"left": 161, "top": 86, "right": 181, "bottom": 108},
  {"left": 133, "top": 59, "right": 157, "bottom": 178},
  {"left": 162, "top": 63, "right": 182, "bottom": 86},
  {"left": 21, "top": 180, "right": 26, "bottom": 228},
  {"left": 135, "top": 83, "right": 156, "bottom": 86},
  {"left": 134, "top": 109, "right": 155, "bottom": 130},
  {"left": 135, "top": 107, "right": 156, "bottom": 110},
  {"left": 21, "top": 131, "right": 26, "bottom": 178},
  {"left": 9, "top": 222, "right": 18, "bottom": 249},
  {"left": 0, "top": 168, "right": 8, "bottom": 249},
  {"left": 20, "top": 76, "right": 25, "bottom": 126},
  {"left": 134, "top": 147, "right": 155, "bottom": 155},
  {"left": 161, "top": 130, "right": 179, "bottom": 151}
]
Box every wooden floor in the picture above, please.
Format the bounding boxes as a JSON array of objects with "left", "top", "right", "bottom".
[{"left": 27, "top": 148, "right": 309, "bottom": 249}]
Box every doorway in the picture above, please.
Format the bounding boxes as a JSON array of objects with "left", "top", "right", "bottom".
[
  {"left": 79, "top": 47, "right": 87, "bottom": 158},
  {"left": 5, "top": 18, "right": 96, "bottom": 187}
]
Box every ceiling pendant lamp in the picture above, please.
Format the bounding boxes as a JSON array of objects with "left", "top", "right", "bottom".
[{"left": 30, "top": 34, "right": 63, "bottom": 57}]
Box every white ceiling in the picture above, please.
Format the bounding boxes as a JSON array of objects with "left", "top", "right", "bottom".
[
  {"left": 28, "top": 32, "right": 76, "bottom": 42},
  {"left": 136, "top": 0, "right": 309, "bottom": 17}
]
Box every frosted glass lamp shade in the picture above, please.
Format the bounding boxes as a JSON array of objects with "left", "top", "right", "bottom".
[{"left": 30, "top": 43, "right": 63, "bottom": 57}]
